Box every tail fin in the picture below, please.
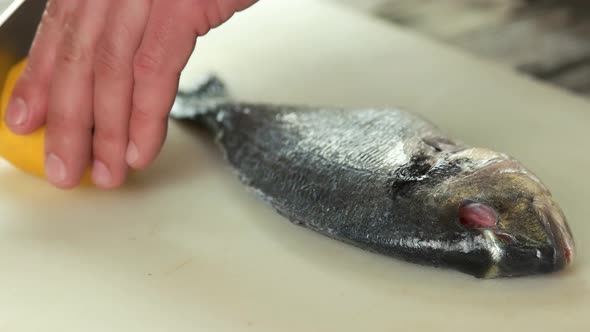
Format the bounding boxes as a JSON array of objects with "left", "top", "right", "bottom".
[{"left": 170, "top": 74, "right": 229, "bottom": 120}]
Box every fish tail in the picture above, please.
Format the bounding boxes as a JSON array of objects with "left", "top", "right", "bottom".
[{"left": 170, "top": 74, "right": 229, "bottom": 121}]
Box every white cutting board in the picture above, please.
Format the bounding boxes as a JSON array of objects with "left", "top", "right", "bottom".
[{"left": 1, "top": 0, "right": 588, "bottom": 331}]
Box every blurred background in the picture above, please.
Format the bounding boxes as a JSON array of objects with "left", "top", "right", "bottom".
[
  {"left": 2, "top": 0, "right": 588, "bottom": 97},
  {"left": 333, "top": 0, "right": 590, "bottom": 98}
]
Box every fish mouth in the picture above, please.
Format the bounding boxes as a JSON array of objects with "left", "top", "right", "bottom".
[
  {"left": 483, "top": 199, "right": 575, "bottom": 278},
  {"left": 534, "top": 197, "right": 576, "bottom": 269}
]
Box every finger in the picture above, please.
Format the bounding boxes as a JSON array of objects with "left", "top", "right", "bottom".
[
  {"left": 4, "top": 0, "right": 77, "bottom": 134},
  {"left": 127, "top": 0, "right": 199, "bottom": 169},
  {"left": 234, "top": 0, "right": 259, "bottom": 12},
  {"left": 44, "top": 0, "right": 111, "bottom": 188},
  {"left": 193, "top": 0, "right": 258, "bottom": 36},
  {"left": 92, "top": 0, "right": 152, "bottom": 188}
]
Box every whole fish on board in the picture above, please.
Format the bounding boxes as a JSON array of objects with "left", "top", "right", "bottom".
[{"left": 169, "top": 75, "right": 576, "bottom": 279}]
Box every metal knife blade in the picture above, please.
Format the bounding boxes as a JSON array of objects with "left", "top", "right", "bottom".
[{"left": 0, "top": 0, "right": 47, "bottom": 90}]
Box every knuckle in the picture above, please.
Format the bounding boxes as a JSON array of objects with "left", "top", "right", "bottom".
[
  {"left": 44, "top": 0, "right": 70, "bottom": 26},
  {"left": 131, "top": 103, "right": 167, "bottom": 123},
  {"left": 95, "top": 22, "right": 134, "bottom": 78},
  {"left": 193, "top": 0, "right": 239, "bottom": 37},
  {"left": 133, "top": 18, "right": 174, "bottom": 75},
  {"left": 208, "top": 1, "right": 227, "bottom": 26},
  {"left": 193, "top": 2, "right": 222, "bottom": 36},
  {"left": 131, "top": 103, "right": 153, "bottom": 122},
  {"left": 95, "top": 39, "right": 125, "bottom": 78},
  {"left": 152, "top": 18, "right": 173, "bottom": 46},
  {"left": 59, "top": 23, "right": 89, "bottom": 65},
  {"left": 133, "top": 48, "right": 164, "bottom": 76}
]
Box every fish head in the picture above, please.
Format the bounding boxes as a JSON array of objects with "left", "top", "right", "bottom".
[{"left": 429, "top": 148, "right": 575, "bottom": 278}]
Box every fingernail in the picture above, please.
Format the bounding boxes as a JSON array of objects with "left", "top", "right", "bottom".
[
  {"left": 126, "top": 142, "right": 139, "bottom": 165},
  {"left": 5, "top": 97, "right": 28, "bottom": 126},
  {"left": 92, "top": 160, "right": 112, "bottom": 187},
  {"left": 45, "top": 153, "right": 67, "bottom": 183}
]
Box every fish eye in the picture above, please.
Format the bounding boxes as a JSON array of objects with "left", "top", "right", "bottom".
[{"left": 459, "top": 202, "right": 498, "bottom": 229}]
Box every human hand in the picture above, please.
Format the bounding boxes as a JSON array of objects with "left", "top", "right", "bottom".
[{"left": 4, "top": 0, "right": 257, "bottom": 189}]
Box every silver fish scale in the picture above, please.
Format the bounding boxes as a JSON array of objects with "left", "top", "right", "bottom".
[
  {"left": 271, "top": 108, "right": 433, "bottom": 173},
  {"left": 195, "top": 103, "right": 451, "bottom": 242}
]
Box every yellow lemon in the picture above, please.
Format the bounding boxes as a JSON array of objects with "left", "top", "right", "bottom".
[{"left": 0, "top": 58, "right": 93, "bottom": 184}]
